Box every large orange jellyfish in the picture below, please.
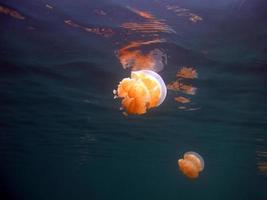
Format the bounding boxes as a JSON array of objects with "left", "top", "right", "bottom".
[
  {"left": 114, "top": 70, "right": 167, "bottom": 115},
  {"left": 178, "top": 151, "right": 204, "bottom": 179}
]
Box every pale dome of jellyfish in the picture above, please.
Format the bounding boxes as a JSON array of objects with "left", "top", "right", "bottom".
[
  {"left": 178, "top": 151, "right": 204, "bottom": 179},
  {"left": 113, "top": 70, "right": 167, "bottom": 115}
]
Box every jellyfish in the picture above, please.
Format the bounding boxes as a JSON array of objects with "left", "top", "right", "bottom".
[
  {"left": 113, "top": 70, "right": 167, "bottom": 115},
  {"left": 178, "top": 151, "right": 204, "bottom": 179}
]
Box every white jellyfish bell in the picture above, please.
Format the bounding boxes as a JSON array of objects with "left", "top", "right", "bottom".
[{"left": 184, "top": 151, "right": 205, "bottom": 171}]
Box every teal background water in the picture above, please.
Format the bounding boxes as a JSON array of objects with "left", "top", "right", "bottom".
[{"left": 0, "top": 0, "right": 267, "bottom": 199}]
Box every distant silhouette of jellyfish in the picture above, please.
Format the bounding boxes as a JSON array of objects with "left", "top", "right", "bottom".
[
  {"left": 178, "top": 151, "right": 204, "bottom": 179},
  {"left": 113, "top": 70, "right": 167, "bottom": 115}
]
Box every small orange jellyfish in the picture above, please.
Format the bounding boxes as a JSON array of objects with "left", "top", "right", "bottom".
[
  {"left": 178, "top": 151, "right": 204, "bottom": 179},
  {"left": 114, "top": 70, "right": 167, "bottom": 115}
]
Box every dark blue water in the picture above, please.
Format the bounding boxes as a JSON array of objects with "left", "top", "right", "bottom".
[{"left": 1, "top": 0, "right": 267, "bottom": 199}]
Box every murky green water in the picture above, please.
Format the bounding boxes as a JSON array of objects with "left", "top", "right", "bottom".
[{"left": 0, "top": 0, "right": 267, "bottom": 199}]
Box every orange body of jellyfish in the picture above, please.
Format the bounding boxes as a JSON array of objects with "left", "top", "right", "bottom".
[
  {"left": 178, "top": 151, "right": 204, "bottom": 179},
  {"left": 114, "top": 70, "right": 167, "bottom": 115}
]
